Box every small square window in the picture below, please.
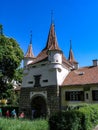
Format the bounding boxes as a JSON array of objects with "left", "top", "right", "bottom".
[{"left": 43, "top": 80, "right": 48, "bottom": 82}]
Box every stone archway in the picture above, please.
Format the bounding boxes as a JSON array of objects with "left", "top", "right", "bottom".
[{"left": 31, "top": 95, "right": 47, "bottom": 118}]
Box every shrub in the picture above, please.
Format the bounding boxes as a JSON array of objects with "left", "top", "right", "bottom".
[
  {"left": 49, "top": 104, "right": 98, "bottom": 130},
  {"left": 79, "top": 104, "right": 98, "bottom": 129},
  {"left": 49, "top": 110, "right": 83, "bottom": 130}
]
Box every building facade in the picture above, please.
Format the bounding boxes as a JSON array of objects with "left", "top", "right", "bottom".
[{"left": 19, "top": 23, "right": 98, "bottom": 118}]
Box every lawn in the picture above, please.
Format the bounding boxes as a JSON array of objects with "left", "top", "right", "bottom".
[{"left": 0, "top": 117, "right": 49, "bottom": 130}]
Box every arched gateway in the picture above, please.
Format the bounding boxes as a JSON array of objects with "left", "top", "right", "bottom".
[{"left": 31, "top": 95, "right": 47, "bottom": 118}]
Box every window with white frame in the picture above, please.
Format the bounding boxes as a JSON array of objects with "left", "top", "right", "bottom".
[{"left": 65, "top": 91, "right": 84, "bottom": 101}]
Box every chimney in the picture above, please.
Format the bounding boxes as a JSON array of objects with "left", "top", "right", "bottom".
[{"left": 93, "top": 59, "right": 98, "bottom": 66}]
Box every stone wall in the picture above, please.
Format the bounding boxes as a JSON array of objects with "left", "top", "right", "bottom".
[{"left": 19, "top": 85, "right": 60, "bottom": 118}]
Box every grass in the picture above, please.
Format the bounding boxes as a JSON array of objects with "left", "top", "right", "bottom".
[{"left": 0, "top": 117, "right": 49, "bottom": 130}]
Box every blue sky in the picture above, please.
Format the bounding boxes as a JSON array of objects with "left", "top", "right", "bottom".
[{"left": 0, "top": 0, "right": 98, "bottom": 67}]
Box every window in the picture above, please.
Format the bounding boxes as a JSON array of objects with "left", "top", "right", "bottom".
[
  {"left": 28, "top": 81, "right": 33, "bottom": 84},
  {"left": 43, "top": 80, "right": 48, "bottom": 82},
  {"left": 32, "top": 66, "right": 36, "bottom": 68},
  {"left": 92, "top": 90, "right": 98, "bottom": 101},
  {"left": 86, "top": 93, "right": 88, "bottom": 99},
  {"left": 41, "top": 64, "right": 45, "bottom": 66},
  {"left": 34, "top": 75, "right": 41, "bottom": 87},
  {"left": 65, "top": 91, "right": 84, "bottom": 101}
]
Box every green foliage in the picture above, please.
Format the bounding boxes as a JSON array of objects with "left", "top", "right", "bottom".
[
  {"left": 49, "top": 110, "right": 83, "bottom": 130},
  {"left": 0, "top": 35, "right": 23, "bottom": 79},
  {"left": 49, "top": 104, "right": 98, "bottom": 130},
  {"left": 79, "top": 104, "right": 98, "bottom": 129},
  {"left": 0, "top": 118, "right": 49, "bottom": 130},
  {"left": 64, "top": 103, "right": 90, "bottom": 111},
  {"left": 6, "top": 89, "right": 19, "bottom": 106},
  {"left": 14, "top": 68, "right": 23, "bottom": 84},
  {"left": 0, "top": 24, "right": 3, "bottom": 35},
  {"left": 0, "top": 25, "right": 24, "bottom": 99}
]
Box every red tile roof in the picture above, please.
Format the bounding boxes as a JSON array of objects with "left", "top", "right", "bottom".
[
  {"left": 30, "top": 23, "right": 72, "bottom": 68},
  {"left": 62, "top": 66, "right": 98, "bottom": 86},
  {"left": 30, "top": 49, "right": 48, "bottom": 64}
]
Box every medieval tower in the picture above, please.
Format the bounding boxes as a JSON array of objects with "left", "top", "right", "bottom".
[{"left": 19, "top": 23, "right": 77, "bottom": 118}]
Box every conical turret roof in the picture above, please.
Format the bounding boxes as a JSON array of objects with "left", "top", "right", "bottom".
[
  {"left": 24, "top": 34, "right": 34, "bottom": 58},
  {"left": 43, "top": 23, "right": 60, "bottom": 50},
  {"left": 68, "top": 40, "right": 77, "bottom": 63},
  {"left": 32, "top": 23, "right": 61, "bottom": 64},
  {"left": 29, "top": 23, "right": 72, "bottom": 68}
]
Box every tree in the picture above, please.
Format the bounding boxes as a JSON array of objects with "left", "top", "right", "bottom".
[
  {"left": 0, "top": 25, "right": 3, "bottom": 35},
  {"left": 14, "top": 68, "right": 23, "bottom": 84},
  {"left": 0, "top": 24, "right": 24, "bottom": 99}
]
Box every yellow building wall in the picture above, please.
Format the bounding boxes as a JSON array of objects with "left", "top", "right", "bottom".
[{"left": 61, "top": 85, "right": 98, "bottom": 109}]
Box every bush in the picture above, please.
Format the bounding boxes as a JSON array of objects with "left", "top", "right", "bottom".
[
  {"left": 49, "top": 104, "right": 98, "bottom": 130},
  {"left": 79, "top": 104, "right": 98, "bottom": 130},
  {"left": 49, "top": 110, "right": 83, "bottom": 130}
]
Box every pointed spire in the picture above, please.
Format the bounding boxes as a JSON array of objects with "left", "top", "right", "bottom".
[
  {"left": 70, "top": 40, "right": 72, "bottom": 50},
  {"left": 68, "top": 40, "right": 79, "bottom": 69},
  {"left": 51, "top": 10, "right": 54, "bottom": 24},
  {"left": 43, "top": 22, "right": 60, "bottom": 51},
  {"left": 68, "top": 40, "right": 76, "bottom": 62},
  {"left": 24, "top": 31, "right": 34, "bottom": 58},
  {"left": 30, "top": 30, "right": 32, "bottom": 44},
  {"left": 42, "top": 11, "right": 60, "bottom": 51}
]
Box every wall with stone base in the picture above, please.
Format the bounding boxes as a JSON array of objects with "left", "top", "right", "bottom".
[{"left": 19, "top": 86, "right": 60, "bottom": 118}]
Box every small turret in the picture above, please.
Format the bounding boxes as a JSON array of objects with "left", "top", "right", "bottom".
[
  {"left": 46, "top": 23, "right": 63, "bottom": 64},
  {"left": 48, "top": 50, "right": 63, "bottom": 64},
  {"left": 24, "top": 33, "right": 35, "bottom": 67},
  {"left": 68, "top": 40, "right": 78, "bottom": 69}
]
